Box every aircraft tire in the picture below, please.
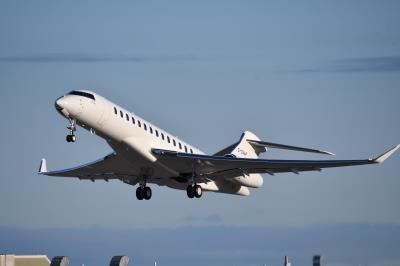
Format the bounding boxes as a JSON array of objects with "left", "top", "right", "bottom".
[
  {"left": 186, "top": 185, "right": 195, "bottom": 198},
  {"left": 136, "top": 187, "right": 144, "bottom": 200},
  {"left": 143, "top": 186, "right": 152, "bottom": 200},
  {"left": 66, "top": 135, "right": 76, "bottom": 142},
  {"left": 194, "top": 185, "right": 202, "bottom": 198}
]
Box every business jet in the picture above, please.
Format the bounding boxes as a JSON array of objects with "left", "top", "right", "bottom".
[{"left": 38, "top": 90, "right": 399, "bottom": 200}]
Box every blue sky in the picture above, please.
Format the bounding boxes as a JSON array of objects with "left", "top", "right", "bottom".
[{"left": 0, "top": 1, "right": 399, "bottom": 265}]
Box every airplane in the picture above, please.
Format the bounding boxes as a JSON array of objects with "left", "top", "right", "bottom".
[{"left": 38, "top": 90, "right": 400, "bottom": 200}]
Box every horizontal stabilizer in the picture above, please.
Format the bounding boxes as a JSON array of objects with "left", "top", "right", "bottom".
[
  {"left": 247, "top": 139, "right": 335, "bottom": 156},
  {"left": 373, "top": 144, "right": 400, "bottom": 163}
]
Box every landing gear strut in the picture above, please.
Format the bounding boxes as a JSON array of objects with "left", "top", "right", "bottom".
[
  {"left": 136, "top": 182, "right": 152, "bottom": 200},
  {"left": 66, "top": 119, "right": 77, "bottom": 143},
  {"left": 187, "top": 184, "right": 202, "bottom": 199}
]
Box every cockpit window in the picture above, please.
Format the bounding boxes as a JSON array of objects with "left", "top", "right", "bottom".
[{"left": 68, "top": 91, "right": 95, "bottom": 100}]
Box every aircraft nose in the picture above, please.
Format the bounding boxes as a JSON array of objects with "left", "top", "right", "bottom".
[
  {"left": 55, "top": 97, "right": 71, "bottom": 117},
  {"left": 55, "top": 97, "right": 68, "bottom": 110}
]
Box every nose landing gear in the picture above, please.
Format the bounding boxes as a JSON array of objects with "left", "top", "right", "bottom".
[
  {"left": 66, "top": 135, "right": 76, "bottom": 142},
  {"left": 66, "top": 119, "right": 77, "bottom": 143}
]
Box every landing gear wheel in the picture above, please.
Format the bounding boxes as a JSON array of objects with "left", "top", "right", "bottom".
[
  {"left": 143, "top": 186, "right": 152, "bottom": 200},
  {"left": 66, "top": 135, "right": 76, "bottom": 143},
  {"left": 186, "top": 185, "right": 195, "bottom": 198},
  {"left": 194, "top": 185, "right": 202, "bottom": 198},
  {"left": 136, "top": 186, "right": 151, "bottom": 200},
  {"left": 136, "top": 187, "right": 144, "bottom": 200}
]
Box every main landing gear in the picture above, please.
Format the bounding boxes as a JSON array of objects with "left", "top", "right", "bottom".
[
  {"left": 66, "top": 119, "right": 77, "bottom": 143},
  {"left": 187, "top": 164, "right": 202, "bottom": 199},
  {"left": 186, "top": 184, "right": 202, "bottom": 199},
  {"left": 136, "top": 185, "right": 152, "bottom": 200}
]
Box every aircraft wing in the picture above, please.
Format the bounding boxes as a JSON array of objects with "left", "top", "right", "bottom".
[
  {"left": 152, "top": 145, "right": 399, "bottom": 177},
  {"left": 38, "top": 153, "right": 136, "bottom": 181}
]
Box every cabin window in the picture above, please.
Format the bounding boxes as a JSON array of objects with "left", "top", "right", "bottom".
[
  {"left": 138, "top": 120, "right": 141, "bottom": 127},
  {"left": 179, "top": 142, "right": 182, "bottom": 149},
  {"left": 150, "top": 127, "right": 153, "bottom": 134},
  {"left": 155, "top": 130, "right": 159, "bottom": 137},
  {"left": 132, "top": 116, "right": 135, "bottom": 124},
  {"left": 144, "top": 123, "right": 147, "bottom": 131},
  {"left": 114, "top": 107, "right": 117, "bottom": 115},
  {"left": 120, "top": 110, "right": 123, "bottom": 118},
  {"left": 161, "top": 133, "right": 165, "bottom": 140},
  {"left": 184, "top": 146, "right": 188, "bottom": 153},
  {"left": 173, "top": 139, "right": 176, "bottom": 146},
  {"left": 190, "top": 148, "right": 193, "bottom": 154},
  {"left": 167, "top": 136, "right": 170, "bottom": 143},
  {"left": 126, "top": 114, "right": 129, "bottom": 121}
]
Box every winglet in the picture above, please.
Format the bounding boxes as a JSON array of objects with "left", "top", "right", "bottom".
[
  {"left": 374, "top": 144, "right": 400, "bottom": 163},
  {"left": 38, "top": 158, "right": 47, "bottom": 174}
]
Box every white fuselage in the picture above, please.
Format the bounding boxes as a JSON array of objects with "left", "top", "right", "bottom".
[{"left": 55, "top": 91, "right": 263, "bottom": 195}]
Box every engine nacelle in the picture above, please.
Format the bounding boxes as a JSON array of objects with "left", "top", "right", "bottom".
[{"left": 232, "top": 173, "right": 263, "bottom": 188}]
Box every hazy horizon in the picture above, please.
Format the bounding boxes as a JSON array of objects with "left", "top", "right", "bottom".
[{"left": 2, "top": 223, "right": 400, "bottom": 266}]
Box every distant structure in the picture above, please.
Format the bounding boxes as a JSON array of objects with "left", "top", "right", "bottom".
[
  {"left": 110, "top": 256, "right": 129, "bottom": 266},
  {"left": 50, "top": 256, "right": 69, "bottom": 266},
  {"left": 313, "top": 255, "right": 323, "bottom": 266},
  {"left": 1, "top": 255, "right": 133, "bottom": 266},
  {"left": 0, "top": 254, "right": 50, "bottom": 266},
  {"left": 284, "top": 255, "right": 291, "bottom": 266}
]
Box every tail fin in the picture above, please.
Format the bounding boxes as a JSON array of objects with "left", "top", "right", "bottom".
[{"left": 230, "top": 131, "right": 265, "bottom": 158}]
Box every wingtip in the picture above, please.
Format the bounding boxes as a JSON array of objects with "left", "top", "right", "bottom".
[
  {"left": 374, "top": 144, "right": 400, "bottom": 163},
  {"left": 321, "top": 150, "right": 336, "bottom": 156},
  {"left": 38, "top": 158, "right": 47, "bottom": 174}
]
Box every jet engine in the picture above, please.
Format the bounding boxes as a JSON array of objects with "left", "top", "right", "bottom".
[{"left": 232, "top": 173, "right": 263, "bottom": 188}]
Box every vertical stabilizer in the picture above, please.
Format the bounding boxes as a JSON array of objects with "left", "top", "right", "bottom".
[{"left": 230, "top": 131, "right": 265, "bottom": 158}]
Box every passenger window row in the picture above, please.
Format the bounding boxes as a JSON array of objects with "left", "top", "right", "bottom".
[{"left": 113, "top": 107, "right": 193, "bottom": 154}]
